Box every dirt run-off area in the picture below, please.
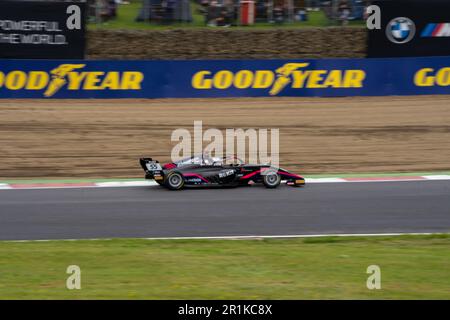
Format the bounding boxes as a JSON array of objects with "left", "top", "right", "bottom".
[{"left": 0, "top": 96, "right": 450, "bottom": 179}]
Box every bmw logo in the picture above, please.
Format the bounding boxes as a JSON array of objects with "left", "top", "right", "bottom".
[{"left": 386, "top": 17, "right": 416, "bottom": 44}]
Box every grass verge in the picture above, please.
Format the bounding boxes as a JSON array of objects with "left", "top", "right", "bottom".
[{"left": 0, "top": 235, "right": 449, "bottom": 299}]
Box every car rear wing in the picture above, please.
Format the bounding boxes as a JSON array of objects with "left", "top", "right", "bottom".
[{"left": 140, "top": 158, "right": 162, "bottom": 172}]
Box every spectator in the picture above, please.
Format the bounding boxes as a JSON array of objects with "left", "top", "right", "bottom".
[
  {"left": 223, "top": 0, "right": 236, "bottom": 22},
  {"left": 256, "top": 0, "right": 268, "bottom": 22},
  {"left": 338, "top": 0, "right": 351, "bottom": 26},
  {"left": 295, "top": 8, "right": 307, "bottom": 22},
  {"left": 97, "top": 0, "right": 116, "bottom": 22},
  {"left": 163, "top": 0, "right": 176, "bottom": 23},
  {"left": 216, "top": 8, "right": 231, "bottom": 26},
  {"left": 88, "top": 0, "right": 119, "bottom": 23},
  {"left": 273, "top": 5, "right": 284, "bottom": 24},
  {"left": 206, "top": 0, "right": 220, "bottom": 26}
]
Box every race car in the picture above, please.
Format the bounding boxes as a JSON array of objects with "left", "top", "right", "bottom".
[{"left": 139, "top": 154, "right": 305, "bottom": 190}]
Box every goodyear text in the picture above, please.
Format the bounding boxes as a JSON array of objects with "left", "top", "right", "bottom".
[
  {"left": 0, "top": 64, "right": 144, "bottom": 97},
  {"left": 191, "top": 63, "right": 366, "bottom": 95}
]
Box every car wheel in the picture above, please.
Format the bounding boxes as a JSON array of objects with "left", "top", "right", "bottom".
[
  {"left": 165, "top": 172, "right": 185, "bottom": 190},
  {"left": 263, "top": 172, "right": 281, "bottom": 188}
]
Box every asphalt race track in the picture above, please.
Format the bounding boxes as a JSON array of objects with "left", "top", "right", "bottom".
[{"left": 0, "top": 181, "right": 449, "bottom": 241}]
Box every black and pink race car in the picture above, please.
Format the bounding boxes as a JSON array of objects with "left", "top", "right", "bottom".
[{"left": 140, "top": 154, "right": 305, "bottom": 190}]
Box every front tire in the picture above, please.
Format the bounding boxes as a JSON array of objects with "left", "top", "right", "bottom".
[
  {"left": 164, "top": 172, "right": 185, "bottom": 190},
  {"left": 263, "top": 172, "right": 281, "bottom": 188}
]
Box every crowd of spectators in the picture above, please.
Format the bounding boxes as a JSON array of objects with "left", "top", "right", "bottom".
[
  {"left": 198, "top": 0, "right": 298, "bottom": 26},
  {"left": 87, "top": 0, "right": 371, "bottom": 26},
  {"left": 325, "top": 0, "right": 370, "bottom": 25},
  {"left": 135, "top": 0, "right": 192, "bottom": 23},
  {"left": 197, "top": 0, "right": 369, "bottom": 27}
]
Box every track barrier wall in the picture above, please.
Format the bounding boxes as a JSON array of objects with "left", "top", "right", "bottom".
[{"left": 0, "top": 57, "right": 449, "bottom": 99}]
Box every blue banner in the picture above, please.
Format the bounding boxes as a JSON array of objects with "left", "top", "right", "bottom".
[{"left": 0, "top": 56, "right": 449, "bottom": 98}]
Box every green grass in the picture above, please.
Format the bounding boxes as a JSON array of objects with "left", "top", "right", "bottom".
[
  {"left": 1, "top": 235, "right": 449, "bottom": 299},
  {"left": 88, "top": 1, "right": 362, "bottom": 30}
]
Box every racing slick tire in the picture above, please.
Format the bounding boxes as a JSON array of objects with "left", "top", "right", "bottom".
[
  {"left": 164, "top": 171, "right": 185, "bottom": 190},
  {"left": 263, "top": 171, "right": 281, "bottom": 189}
]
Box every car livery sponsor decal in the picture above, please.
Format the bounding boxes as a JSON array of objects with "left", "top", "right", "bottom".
[{"left": 218, "top": 169, "right": 235, "bottom": 178}]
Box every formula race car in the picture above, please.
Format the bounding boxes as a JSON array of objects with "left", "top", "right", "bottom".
[{"left": 140, "top": 154, "right": 305, "bottom": 190}]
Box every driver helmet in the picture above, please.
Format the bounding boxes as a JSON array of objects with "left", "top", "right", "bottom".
[{"left": 211, "top": 157, "right": 222, "bottom": 165}]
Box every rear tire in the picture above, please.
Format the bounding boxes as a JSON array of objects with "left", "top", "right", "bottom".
[
  {"left": 263, "top": 172, "right": 281, "bottom": 188},
  {"left": 164, "top": 172, "right": 185, "bottom": 190}
]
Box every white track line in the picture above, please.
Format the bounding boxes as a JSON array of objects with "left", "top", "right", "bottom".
[
  {"left": 422, "top": 175, "right": 450, "bottom": 180},
  {"left": 95, "top": 181, "right": 158, "bottom": 187},
  {"left": 305, "top": 178, "right": 347, "bottom": 183},
  {"left": 4, "top": 232, "right": 449, "bottom": 243},
  {"left": 140, "top": 232, "right": 449, "bottom": 240},
  {"left": 0, "top": 180, "right": 158, "bottom": 190},
  {"left": 1, "top": 175, "right": 450, "bottom": 191}
]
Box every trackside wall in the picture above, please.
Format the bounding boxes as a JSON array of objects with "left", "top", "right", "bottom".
[{"left": 0, "top": 57, "right": 449, "bottom": 98}]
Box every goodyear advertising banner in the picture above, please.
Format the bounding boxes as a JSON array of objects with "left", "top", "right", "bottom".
[
  {"left": 0, "top": 1, "right": 86, "bottom": 59},
  {"left": 0, "top": 57, "right": 450, "bottom": 98},
  {"left": 368, "top": 0, "right": 450, "bottom": 58}
]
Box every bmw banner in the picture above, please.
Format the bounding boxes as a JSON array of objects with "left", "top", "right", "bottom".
[{"left": 368, "top": 0, "right": 450, "bottom": 58}]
